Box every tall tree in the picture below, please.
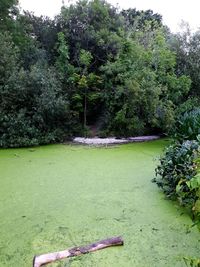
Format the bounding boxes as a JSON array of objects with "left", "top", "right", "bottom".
[
  {"left": 121, "top": 8, "right": 162, "bottom": 32},
  {"left": 101, "top": 27, "right": 191, "bottom": 136},
  {"left": 0, "top": 0, "right": 18, "bottom": 31},
  {"left": 171, "top": 24, "right": 200, "bottom": 97},
  {"left": 56, "top": 0, "right": 123, "bottom": 69}
]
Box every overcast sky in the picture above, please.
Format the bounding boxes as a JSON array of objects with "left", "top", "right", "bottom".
[{"left": 19, "top": 0, "right": 200, "bottom": 33}]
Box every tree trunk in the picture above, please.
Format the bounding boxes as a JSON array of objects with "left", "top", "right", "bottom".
[{"left": 33, "top": 236, "right": 123, "bottom": 267}]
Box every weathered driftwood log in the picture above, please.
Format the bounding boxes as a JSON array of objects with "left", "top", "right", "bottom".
[{"left": 33, "top": 236, "right": 123, "bottom": 267}]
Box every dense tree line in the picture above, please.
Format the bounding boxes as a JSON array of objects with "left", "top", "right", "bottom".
[{"left": 0, "top": 0, "right": 199, "bottom": 147}]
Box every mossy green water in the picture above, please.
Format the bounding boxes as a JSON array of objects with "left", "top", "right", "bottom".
[{"left": 0, "top": 140, "right": 199, "bottom": 267}]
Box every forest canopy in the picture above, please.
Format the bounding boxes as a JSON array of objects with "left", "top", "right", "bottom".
[{"left": 0, "top": 0, "right": 199, "bottom": 147}]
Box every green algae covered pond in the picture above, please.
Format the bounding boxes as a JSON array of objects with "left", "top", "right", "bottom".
[{"left": 0, "top": 140, "right": 199, "bottom": 267}]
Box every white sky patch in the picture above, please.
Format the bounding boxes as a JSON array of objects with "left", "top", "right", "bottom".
[
  {"left": 19, "top": 0, "right": 200, "bottom": 33},
  {"left": 19, "top": 0, "right": 63, "bottom": 18}
]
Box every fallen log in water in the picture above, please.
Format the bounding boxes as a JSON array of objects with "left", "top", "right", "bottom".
[{"left": 33, "top": 236, "right": 124, "bottom": 267}]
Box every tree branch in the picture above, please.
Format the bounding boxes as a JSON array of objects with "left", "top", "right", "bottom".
[{"left": 33, "top": 236, "right": 124, "bottom": 267}]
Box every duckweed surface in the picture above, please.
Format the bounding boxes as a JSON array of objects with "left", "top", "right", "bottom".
[{"left": 0, "top": 140, "right": 199, "bottom": 267}]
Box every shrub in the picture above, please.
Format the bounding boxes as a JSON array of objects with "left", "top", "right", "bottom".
[
  {"left": 184, "top": 257, "right": 200, "bottom": 267},
  {"left": 180, "top": 171, "right": 200, "bottom": 220},
  {"left": 112, "top": 107, "right": 145, "bottom": 137},
  {"left": 175, "top": 97, "right": 200, "bottom": 116},
  {"left": 155, "top": 137, "right": 200, "bottom": 229},
  {"left": 155, "top": 140, "right": 200, "bottom": 201},
  {"left": 174, "top": 108, "right": 200, "bottom": 141},
  {"left": 0, "top": 63, "right": 76, "bottom": 147}
]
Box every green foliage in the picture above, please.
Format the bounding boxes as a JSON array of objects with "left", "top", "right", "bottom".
[
  {"left": 153, "top": 27, "right": 200, "bottom": 247},
  {"left": 0, "top": 32, "right": 19, "bottom": 83},
  {"left": 0, "top": 0, "right": 18, "bottom": 32},
  {"left": 79, "top": 49, "right": 93, "bottom": 67},
  {"left": 175, "top": 97, "right": 200, "bottom": 116},
  {"left": 121, "top": 8, "right": 162, "bottom": 31},
  {"left": 183, "top": 173, "right": 200, "bottom": 213},
  {"left": 0, "top": 34, "right": 75, "bottom": 147},
  {"left": 174, "top": 109, "right": 200, "bottom": 141},
  {"left": 155, "top": 129, "right": 200, "bottom": 229},
  {"left": 171, "top": 24, "right": 200, "bottom": 97},
  {"left": 0, "top": 0, "right": 198, "bottom": 145},
  {"left": 155, "top": 140, "right": 200, "bottom": 200},
  {"left": 18, "top": 12, "right": 59, "bottom": 64},
  {"left": 57, "top": 0, "right": 123, "bottom": 69},
  {"left": 0, "top": 0, "right": 18, "bottom": 16},
  {"left": 71, "top": 71, "right": 102, "bottom": 128},
  {"left": 100, "top": 28, "right": 189, "bottom": 136},
  {"left": 56, "top": 32, "right": 70, "bottom": 73},
  {"left": 184, "top": 257, "right": 200, "bottom": 267},
  {"left": 113, "top": 109, "right": 145, "bottom": 137}
]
